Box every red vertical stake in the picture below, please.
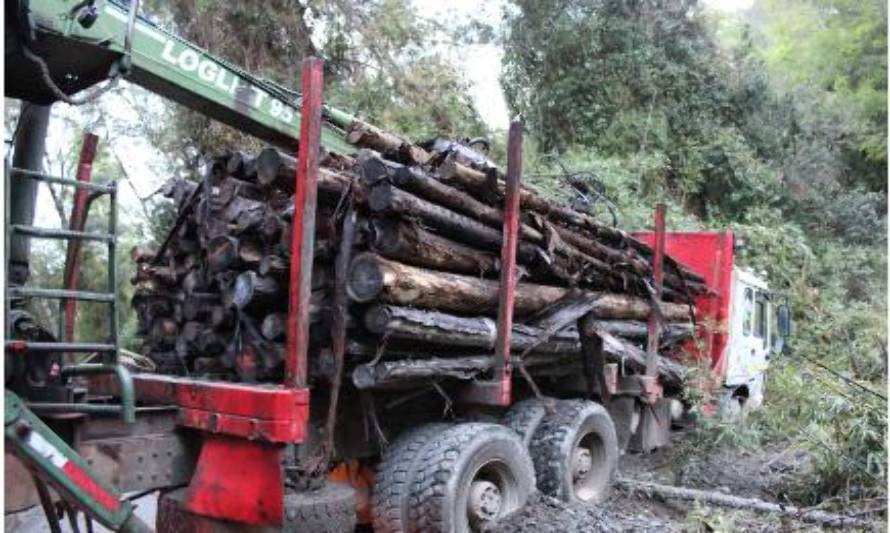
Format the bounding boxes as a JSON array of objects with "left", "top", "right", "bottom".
[
  {"left": 285, "top": 57, "right": 324, "bottom": 390},
  {"left": 493, "top": 120, "right": 523, "bottom": 406},
  {"left": 63, "top": 132, "right": 99, "bottom": 342},
  {"left": 645, "top": 203, "right": 666, "bottom": 377}
]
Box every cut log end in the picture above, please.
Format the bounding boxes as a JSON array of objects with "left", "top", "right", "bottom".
[{"left": 347, "top": 253, "right": 386, "bottom": 303}]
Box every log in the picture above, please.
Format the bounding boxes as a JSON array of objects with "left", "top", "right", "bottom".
[
  {"left": 346, "top": 120, "right": 431, "bottom": 166},
  {"left": 352, "top": 356, "right": 491, "bottom": 389},
  {"left": 259, "top": 254, "right": 289, "bottom": 279},
  {"left": 580, "top": 315, "right": 687, "bottom": 386},
  {"left": 181, "top": 292, "right": 216, "bottom": 321},
  {"left": 616, "top": 479, "right": 871, "bottom": 529},
  {"left": 352, "top": 351, "right": 625, "bottom": 390},
  {"left": 232, "top": 271, "right": 281, "bottom": 311},
  {"left": 359, "top": 151, "right": 529, "bottom": 237},
  {"left": 363, "top": 305, "right": 690, "bottom": 386},
  {"left": 206, "top": 235, "right": 238, "bottom": 273},
  {"left": 436, "top": 154, "right": 706, "bottom": 287},
  {"left": 215, "top": 177, "right": 265, "bottom": 205},
  {"left": 348, "top": 253, "right": 692, "bottom": 319},
  {"left": 148, "top": 318, "right": 178, "bottom": 349},
  {"left": 226, "top": 151, "right": 257, "bottom": 181},
  {"left": 238, "top": 237, "right": 265, "bottom": 268},
  {"left": 368, "top": 184, "right": 541, "bottom": 264},
  {"left": 210, "top": 306, "right": 235, "bottom": 330},
  {"left": 255, "top": 148, "right": 354, "bottom": 194},
  {"left": 369, "top": 217, "right": 499, "bottom": 276},
  {"left": 359, "top": 152, "right": 627, "bottom": 285},
  {"left": 182, "top": 270, "right": 207, "bottom": 294},
  {"left": 261, "top": 313, "right": 286, "bottom": 341}
]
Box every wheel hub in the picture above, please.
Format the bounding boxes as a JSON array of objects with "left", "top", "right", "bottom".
[
  {"left": 467, "top": 479, "right": 502, "bottom": 523},
  {"left": 572, "top": 447, "right": 592, "bottom": 483}
]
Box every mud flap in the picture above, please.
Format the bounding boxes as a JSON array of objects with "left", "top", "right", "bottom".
[
  {"left": 627, "top": 398, "right": 672, "bottom": 453},
  {"left": 606, "top": 395, "right": 639, "bottom": 454},
  {"left": 157, "top": 488, "right": 277, "bottom": 533}
]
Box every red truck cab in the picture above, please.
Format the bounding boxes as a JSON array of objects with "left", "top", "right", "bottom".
[{"left": 634, "top": 231, "right": 780, "bottom": 415}]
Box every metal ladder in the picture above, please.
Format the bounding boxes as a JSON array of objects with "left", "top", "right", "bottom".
[{"left": 5, "top": 165, "right": 134, "bottom": 422}]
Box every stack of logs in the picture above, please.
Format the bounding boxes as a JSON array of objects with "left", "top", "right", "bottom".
[{"left": 132, "top": 120, "right": 705, "bottom": 390}]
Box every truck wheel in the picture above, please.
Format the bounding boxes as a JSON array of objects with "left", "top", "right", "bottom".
[
  {"left": 283, "top": 482, "right": 356, "bottom": 533},
  {"left": 501, "top": 397, "right": 548, "bottom": 447},
  {"left": 373, "top": 423, "right": 450, "bottom": 533},
  {"left": 528, "top": 400, "right": 618, "bottom": 505},
  {"left": 410, "top": 423, "right": 535, "bottom": 533}
]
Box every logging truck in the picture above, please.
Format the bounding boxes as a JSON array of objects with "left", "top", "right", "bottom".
[{"left": 3, "top": 1, "right": 791, "bottom": 532}]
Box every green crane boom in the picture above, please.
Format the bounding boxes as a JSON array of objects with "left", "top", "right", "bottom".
[{"left": 6, "top": 0, "right": 358, "bottom": 154}]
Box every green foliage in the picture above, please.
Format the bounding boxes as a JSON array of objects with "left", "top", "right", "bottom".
[
  {"left": 755, "top": 0, "right": 888, "bottom": 191},
  {"left": 501, "top": 0, "right": 886, "bottom": 507},
  {"left": 501, "top": 0, "right": 791, "bottom": 220}
]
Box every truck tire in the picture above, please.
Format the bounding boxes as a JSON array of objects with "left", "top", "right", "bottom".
[
  {"left": 409, "top": 423, "right": 535, "bottom": 533},
  {"left": 501, "top": 397, "right": 548, "bottom": 447},
  {"left": 282, "top": 482, "right": 356, "bottom": 533},
  {"left": 373, "top": 423, "right": 450, "bottom": 533},
  {"left": 528, "top": 400, "right": 618, "bottom": 505}
]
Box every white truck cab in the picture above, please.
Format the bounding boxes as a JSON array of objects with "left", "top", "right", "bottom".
[{"left": 722, "top": 267, "right": 778, "bottom": 413}]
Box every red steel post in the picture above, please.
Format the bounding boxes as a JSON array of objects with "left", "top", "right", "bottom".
[
  {"left": 285, "top": 57, "right": 324, "bottom": 390},
  {"left": 62, "top": 132, "right": 99, "bottom": 342},
  {"left": 491, "top": 120, "right": 524, "bottom": 405},
  {"left": 645, "top": 203, "right": 666, "bottom": 377}
]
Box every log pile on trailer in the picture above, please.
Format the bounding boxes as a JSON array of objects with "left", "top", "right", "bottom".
[{"left": 131, "top": 121, "right": 704, "bottom": 391}]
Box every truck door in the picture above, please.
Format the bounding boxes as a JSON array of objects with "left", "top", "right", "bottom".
[{"left": 726, "top": 277, "right": 770, "bottom": 387}]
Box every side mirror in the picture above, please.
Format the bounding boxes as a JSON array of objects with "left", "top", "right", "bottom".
[{"left": 777, "top": 304, "right": 792, "bottom": 338}]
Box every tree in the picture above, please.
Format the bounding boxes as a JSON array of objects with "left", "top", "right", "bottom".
[
  {"left": 753, "top": 0, "right": 887, "bottom": 193},
  {"left": 143, "top": 0, "right": 488, "bottom": 156},
  {"left": 500, "top": 0, "right": 790, "bottom": 220}
]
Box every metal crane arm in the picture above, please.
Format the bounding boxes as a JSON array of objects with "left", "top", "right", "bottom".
[{"left": 6, "top": 0, "right": 357, "bottom": 154}]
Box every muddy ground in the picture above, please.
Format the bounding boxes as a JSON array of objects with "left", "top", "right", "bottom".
[
  {"left": 6, "top": 430, "right": 884, "bottom": 532},
  {"left": 487, "top": 430, "right": 884, "bottom": 532}
]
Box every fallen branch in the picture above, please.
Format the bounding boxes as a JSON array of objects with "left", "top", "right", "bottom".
[{"left": 616, "top": 478, "right": 873, "bottom": 529}]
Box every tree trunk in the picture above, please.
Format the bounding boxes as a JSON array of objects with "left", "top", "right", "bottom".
[
  {"left": 349, "top": 253, "right": 692, "bottom": 319},
  {"left": 616, "top": 479, "right": 871, "bottom": 529},
  {"left": 232, "top": 271, "right": 281, "bottom": 311},
  {"left": 261, "top": 313, "right": 286, "bottom": 341},
  {"left": 346, "top": 120, "right": 431, "bottom": 166},
  {"left": 352, "top": 356, "right": 491, "bottom": 389},
  {"left": 255, "top": 148, "right": 354, "bottom": 194},
  {"left": 368, "top": 183, "right": 541, "bottom": 263},
  {"left": 369, "top": 217, "right": 499, "bottom": 276}
]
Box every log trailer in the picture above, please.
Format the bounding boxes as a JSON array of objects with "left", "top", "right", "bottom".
[{"left": 3, "top": 1, "right": 791, "bottom": 531}]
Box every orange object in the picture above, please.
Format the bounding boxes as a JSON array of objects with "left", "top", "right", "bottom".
[{"left": 329, "top": 461, "right": 375, "bottom": 524}]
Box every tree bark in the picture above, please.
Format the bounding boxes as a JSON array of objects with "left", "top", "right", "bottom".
[
  {"left": 352, "top": 356, "right": 491, "bottom": 389},
  {"left": 232, "top": 271, "right": 281, "bottom": 311},
  {"left": 346, "top": 120, "right": 431, "bottom": 166},
  {"left": 616, "top": 479, "right": 871, "bottom": 529},
  {"left": 349, "top": 253, "right": 692, "bottom": 319},
  {"left": 261, "top": 313, "right": 286, "bottom": 341},
  {"left": 368, "top": 183, "right": 541, "bottom": 264},
  {"left": 255, "top": 148, "right": 354, "bottom": 194},
  {"left": 369, "top": 217, "right": 499, "bottom": 276}
]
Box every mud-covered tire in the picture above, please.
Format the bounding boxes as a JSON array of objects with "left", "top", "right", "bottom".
[
  {"left": 528, "top": 400, "right": 618, "bottom": 505},
  {"left": 373, "top": 423, "right": 450, "bottom": 533},
  {"left": 502, "top": 397, "right": 548, "bottom": 448},
  {"left": 282, "top": 482, "right": 356, "bottom": 533},
  {"left": 409, "top": 423, "right": 535, "bottom": 533}
]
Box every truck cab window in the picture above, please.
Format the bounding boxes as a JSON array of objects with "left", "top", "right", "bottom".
[
  {"left": 754, "top": 292, "right": 767, "bottom": 339},
  {"left": 743, "top": 287, "right": 753, "bottom": 336}
]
